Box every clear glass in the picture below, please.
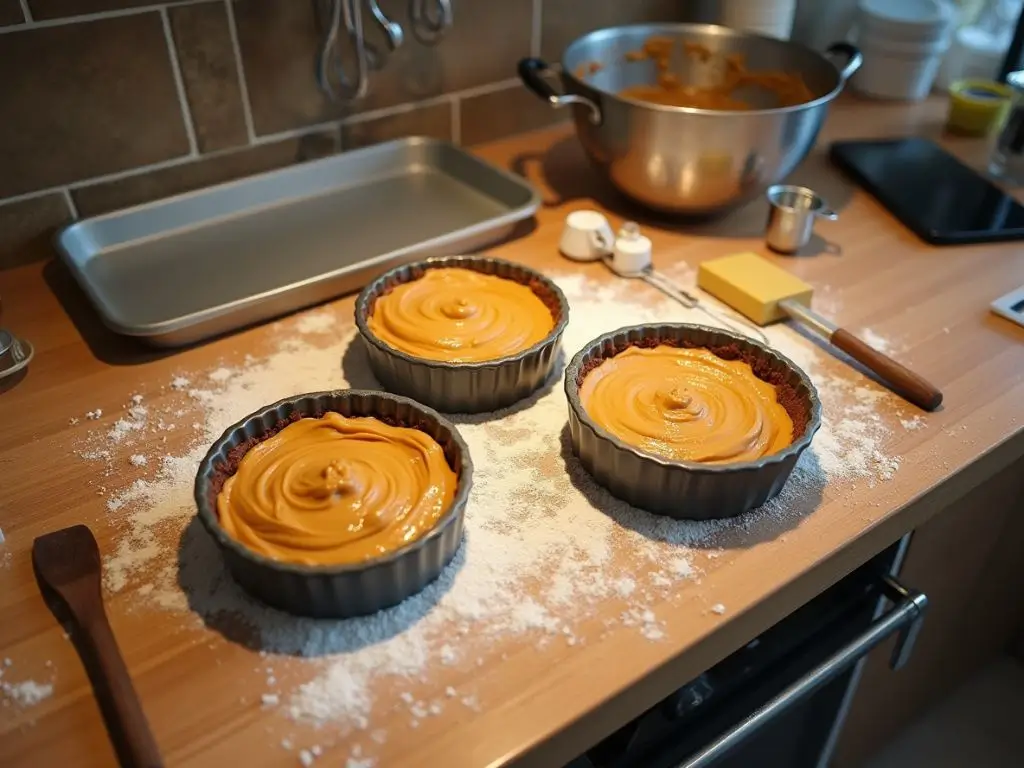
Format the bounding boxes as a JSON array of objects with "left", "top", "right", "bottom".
[{"left": 990, "top": 70, "right": 1024, "bottom": 184}]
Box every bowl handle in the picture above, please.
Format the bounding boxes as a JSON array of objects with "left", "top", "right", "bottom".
[
  {"left": 516, "top": 58, "right": 602, "bottom": 125},
  {"left": 823, "top": 42, "right": 863, "bottom": 83}
]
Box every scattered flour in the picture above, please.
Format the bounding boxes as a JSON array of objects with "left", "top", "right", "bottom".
[
  {"left": 873, "top": 452, "right": 901, "bottom": 482},
  {"left": 711, "top": 604, "right": 727, "bottom": 615},
  {"left": 107, "top": 405, "right": 148, "bottom": 444},
  {"left": 85, "top": 409, "right": 102, "bottom": 420},
  {"left": 129, "top": 455, "right": 148, "bottom": 468},
  {"left": 613, "top": 577, "right": 636, "bottom": 598},
  {"left": 860, "top": 327, "right": 909, "bottom": 358},
  {"left": 1, "top": 679, "right": 54, "bottom": 707},
  {"left": 901, "top": 415, "right": 925, "bottom": 431},
  {"left": 295, "top": 311, "right": 338, "bottom": 335},
  {"left": 69, "top": 274, "right": 909, "bottom": 757}
]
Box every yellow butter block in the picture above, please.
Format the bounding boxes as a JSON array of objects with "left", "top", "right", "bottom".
[{"left": 697, "top": 252, "right": 813, "bottom": 326}]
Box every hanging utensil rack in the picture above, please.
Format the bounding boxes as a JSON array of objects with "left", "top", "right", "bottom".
[{"left": 316, "top": 0, "right": 454, "bottom": 102}]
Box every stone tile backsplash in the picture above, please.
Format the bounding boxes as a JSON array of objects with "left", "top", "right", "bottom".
[
  {"left": 0, "top": 0, "right": 705, "bottom": 268},
  {"left": 169, "top": 2, "right": 249, "bottom": 152},
  {"left": 0, "top": 1, "right": 23, "bottom": 26}
]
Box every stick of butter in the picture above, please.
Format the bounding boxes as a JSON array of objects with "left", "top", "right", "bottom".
[{"left": 697, "top": 252, "right": 814, "bottom": 326}]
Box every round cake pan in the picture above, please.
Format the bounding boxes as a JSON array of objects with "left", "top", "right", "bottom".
[
  {"left": 355, "top": 255, "right": 569, "bottom": 414},
  {"left": 193, "top": 389, "right": 473, "bottom": 618},
  {"left": 564, "top": 324, "right": 822, "bottom": 519}
]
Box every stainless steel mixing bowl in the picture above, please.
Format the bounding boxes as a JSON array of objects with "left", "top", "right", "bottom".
[{"left": 517, "top": 24, "right": 861, "bottom": 216}]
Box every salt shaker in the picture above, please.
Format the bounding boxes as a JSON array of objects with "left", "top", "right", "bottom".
[
  {"left": 611, "top": 222, "right": 653, "bottom": 274},
  {"left": 990, "top": 70, "right": 1024, "bottom": 185}
]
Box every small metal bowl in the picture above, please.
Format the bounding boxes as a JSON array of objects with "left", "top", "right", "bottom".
[
  {"left": 355, "top": 256, "right": 569, "bottom": 413},
  {"left": 565, "top": 324, "right": 822, "bottom": 519},
  {"left": 193, "top": 390, "right": 473, "bottom": 618},
  {"left": 0, "top": 328, "right": 33, "bottom": 382}
]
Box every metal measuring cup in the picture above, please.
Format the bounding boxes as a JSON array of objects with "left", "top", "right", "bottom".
[
  {"left": 0, "top": 295, "right": 34, "bottom": 387},
  {"left": 764, "top": 184, "right": 837, "bottom": 254}
]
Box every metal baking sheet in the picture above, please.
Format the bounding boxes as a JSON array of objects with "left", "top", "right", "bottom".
[{"left": 56, "top": 137, "right": 540, "bottom": 347}]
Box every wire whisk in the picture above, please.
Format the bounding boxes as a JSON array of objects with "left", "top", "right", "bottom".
[{"left": 315, "top": 0, "right": 370, "bottom": 102}]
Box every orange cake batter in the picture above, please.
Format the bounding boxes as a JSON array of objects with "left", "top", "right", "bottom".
[
  {"left": 618, "top": 36, "right": 815, "bottom": 110},
  {"left": 579, "top": 346, "right": 794, "bottom": 464},
  {"left": 216, "top": 413, "right": 457, "bottom": 565},
  {"left": 367, "top": 267, "right": 555, "bottom": 363}
]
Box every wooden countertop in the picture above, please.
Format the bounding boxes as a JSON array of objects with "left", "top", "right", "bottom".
[{"left": 2, "top": 95, "right": 1024, "bottom": 767}]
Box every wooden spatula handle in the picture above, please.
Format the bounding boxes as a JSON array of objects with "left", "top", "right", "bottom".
[
  {"left": 78, "top": 611, "right": 163, "bottom": 768},
  {"left": 832, "top": 328, "right": 943, "bottom": 411}
]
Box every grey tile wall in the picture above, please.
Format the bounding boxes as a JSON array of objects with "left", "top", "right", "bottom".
[
  {"left": 71, "top": 132, "right": 339, "bottom": 217},
  {"left": 169, "top": 2, "right": 249, "bottom": 151},
  {"left": 0, "top": 1, "right": 24, "bottom": 25},
  {"left": 0, "top": 13, "right": 191, "bottom": 199},
  {"left": 0, "top": 0, "right": 701, "bottom": 268},
  {"left": 0, "top": 194, "right": 73, "bottom": 268}
]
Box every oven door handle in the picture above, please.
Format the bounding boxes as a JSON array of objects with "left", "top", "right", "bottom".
[{"left": 676, "top": 575, "right": 928, "bottom": 768}]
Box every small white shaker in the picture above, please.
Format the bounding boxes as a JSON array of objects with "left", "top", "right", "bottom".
[{"left": 611, "top": 222, "right": 653, "bottom": 275}]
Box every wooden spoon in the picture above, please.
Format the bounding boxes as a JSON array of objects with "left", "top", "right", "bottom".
[{"left": 32, "top": 525, "right": 163, "bottom": 768}]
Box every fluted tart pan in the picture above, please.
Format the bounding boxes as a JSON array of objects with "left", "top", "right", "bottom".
[
  {"left": 355, "top": 255, "right": 569, "bottom": 414},
  {"left": 194, "top": 389, "right": 473, "bottom": 618},
  {"left": 565, "top": 323, "right": 822, "bottom": 520}
]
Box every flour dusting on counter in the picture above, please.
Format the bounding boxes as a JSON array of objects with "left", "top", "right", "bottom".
[
  {"left": 1, "top": 660, "right": 56, "bottom": 709},
  {"left": 67, "top": 273, "right": 907, "bottom": 751}
]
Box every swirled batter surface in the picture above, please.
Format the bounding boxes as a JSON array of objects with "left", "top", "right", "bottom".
[
  {"left": 579, "top": 346, "right": 793, "bottom": 464},
  {"left": 216, "top": 413, "right": 457, "bottom": 565},
  {"left": 367, "top": 268, "right": 555, "bottom": 362}
]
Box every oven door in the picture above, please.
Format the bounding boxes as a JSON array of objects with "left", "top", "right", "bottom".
[{"left": 572, "top": 542, "right": 926, "bottom": 768}]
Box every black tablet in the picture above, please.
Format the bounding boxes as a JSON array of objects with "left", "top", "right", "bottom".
[{"left": 829, "top": 137, "right": 1024, "bottom": 245}]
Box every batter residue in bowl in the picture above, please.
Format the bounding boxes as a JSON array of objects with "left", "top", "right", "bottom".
[
  {"left": 615, "top": 36, "right": 814, "bottom": 110},
  {"left": 367, "top": 267, "right": 556, "bottom": 363},
  {"left": 216, "top": 413, "right": 457, "bottom": 565},
  {"left": 578, "top": 345, "right": 793, "bottom": 464}
]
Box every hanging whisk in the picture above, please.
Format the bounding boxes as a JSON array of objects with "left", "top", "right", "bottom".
[{"left": 316, "top": 0, "right": 370, "bottom": 101}]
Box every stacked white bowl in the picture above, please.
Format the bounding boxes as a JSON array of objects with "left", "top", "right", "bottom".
[
  {"left": 719, "top": 0, "right": 798, "bottom": 40},
  {"left": 852, "top": 0, "right": 957, "bottom": 100}
]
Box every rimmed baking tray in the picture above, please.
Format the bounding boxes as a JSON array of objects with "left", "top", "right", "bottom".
[{"left": 55, "top": 137, "right": 540, "bottom": 347}]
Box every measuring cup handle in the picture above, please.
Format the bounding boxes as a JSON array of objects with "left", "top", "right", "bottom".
[{"left": 589, "top": 229, "right": 612, "bottom": 254}]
